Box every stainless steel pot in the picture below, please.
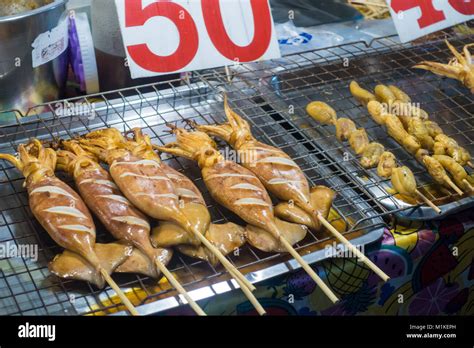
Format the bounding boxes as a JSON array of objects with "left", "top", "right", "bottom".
[{"left": 0, "top": 0, "right": 68, "bottom": 118}]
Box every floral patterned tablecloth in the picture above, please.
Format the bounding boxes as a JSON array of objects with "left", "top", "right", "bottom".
[{"left": 167, "top": 210, "right": 473, "bottom": 316}]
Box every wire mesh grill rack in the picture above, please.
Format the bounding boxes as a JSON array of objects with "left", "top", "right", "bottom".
[{"left": 0, "top": 29, "right": 471, "bottom": 316}]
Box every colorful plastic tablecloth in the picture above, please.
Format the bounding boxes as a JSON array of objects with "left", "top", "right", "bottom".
[{"left": 167, "top": 210, "right": 473, "bottom": 315}]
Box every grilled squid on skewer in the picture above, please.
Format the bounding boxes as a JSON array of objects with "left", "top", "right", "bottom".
[
  {"left": 55, "top": 140, "right": 172, "bottom": 279},
  {"left": 414, "top": 40, "right": 474, "bottom": 94},
  {"left": 0, "top": 141, "right": 108, "bottom": 281},
  {"left": 433, "top": 155, "right": 474, "bottom": 192}
]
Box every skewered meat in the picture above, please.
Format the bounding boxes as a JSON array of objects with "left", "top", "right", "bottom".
[
  {"left": 49, "top": 243, "right": 133, "bottom": 287},
  {"left": 374, "top": 84, "right": 397, "bottom": 104},
  {"left": 407, "top": 117, "right": 435, "bottom": 151},
  {"left": 424, "top": 120, "right": 443, "bottom": 138},
  {"left": 414, "top": 40, "right": 474, "bottom": 94},
  {"left": 433, "top": 141, "right": 446, "bottom": 156},
  {"left": 348, "top": 128, "right": 369, "bottom": 155},
  {"left": 415, "top": 149, "right": 430, "bottom": 163},
  {"left": 0, "top": 141, "right": 104, "bottom": 273},
  {"left": 388, "top": 85, "right": 411, "bottom": 103},
  {"left": 335, "top": 118, "right": 357, "bottom": 141},
  {"left": 155, "top": 126, "right": 308, "bottom": 252},
  {"left": 434, "top": 135, "right": 471, "bottom": 166},
  {"left": 274, "top": 186, "right": 336, "bottom": 231},
  {"left": 385, "top": 114, "right": 421, "bottom": 154},
  {"left": 306, "top": 101, "right": 337, "bottom": 125},
  {"left": 391, "top": 166, "right": 417, "bottom": 197},
  {"left": 367, "top": 100, "right": 388, "bottom": 125},
  {"left": 360, "top": 142, "right": 385, "bottom": 168},
  {"left": 422, "top": 155, "right": 462, "bottom": 194},
  {"left": 56, "top": 141, "right": 171, "bottom": 275},
  {"left": 350, "top": 81, "right": 376, "bottom": 105},
  {"left": 0, "top": 140, "right": 142, "bottom": 315},
  {"left": 377, "top": 151, "right": 397, "bottom": 178},
  {"left": 433, "top": 155, "right": 473, "bottom": 191}
]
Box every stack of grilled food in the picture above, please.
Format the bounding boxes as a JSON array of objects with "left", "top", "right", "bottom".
[
  {"left": 0, "top": 98, "right": 389, "bottom": 316},
  {"left": 307, "top": 82, "right": 474, "bottom": 214}
]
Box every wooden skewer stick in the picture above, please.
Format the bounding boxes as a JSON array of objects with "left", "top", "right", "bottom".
[
  {"left": 467, "top": 161, "right": 474, "bottom": 169},
  {"left": 154, "top": 260, "right": 206, "bottom": 316},
  {"left": 100, "top": 269, "right": 139, "bottom": 316},
  {"left": 192, "top": 229, "right": 256, "bottom": 292},
  {"left": 316, "top": 214, "right": 390, "bottom": 282},
  {"left": 443, "top": 176, "right": 464, "bottom": 195},
  {"left": 462, "top": 179, "right": 474, "bottom": 192},
  {"left": 189, "top": 229, "right": 266, "bottom": 314},
  {"left": 231, "top": 276, "right": 266, "bottom": 315},
  {"left": 415, "top": 189, "right": 442, "bottom": 214},
  {"left": 279, "top": 237, "right": 339, "bottom": 303}
]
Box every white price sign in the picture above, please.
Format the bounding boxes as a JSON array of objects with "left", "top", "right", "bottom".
[
  {"left": 386, "top": 0, "right": 474, "bottom": 43},
  {"left": 115, "top": 0, "right": 281, "bottom": 78}
]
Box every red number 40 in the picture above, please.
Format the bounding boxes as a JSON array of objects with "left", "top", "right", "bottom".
[{"left": 124, "top": 0, "right": 273, "bottom": 73}]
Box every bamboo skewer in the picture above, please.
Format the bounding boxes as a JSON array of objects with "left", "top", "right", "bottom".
[
  {"left": 279, "top": 237, "right": 339, "bottom": 304},
  {"left": 154, "top": 260, "right": 206, "bottom": 316},
  {"left": 189, "top": 225, "right": 256, "bottom": 292},
  {"left": 231, "top": 276, "right": 266, "bottom": 315},
  {"left": 444, "top": 176, "right": 464, "bottom": 195},
  {"left": 415, "top": 189, "right": 442, "bottom": 214},
  {"left": 462, "top": 179, "right": 474, "bottom": 192},
  {"left": 315, "top": 213, "right": 390, "bottom": 281},
  {"left": 468, "top": 161, "right": 474, "bottom": 169},
  {"left": 189, "top": 227, "right": 266, "bottom": 314},
  {"left": 100, "top": 269, "right": 139, "bottom": 316}
]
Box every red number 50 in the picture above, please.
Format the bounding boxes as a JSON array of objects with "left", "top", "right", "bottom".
[{"left": 124, "top": 0, "right": 273, "bottom": 73}]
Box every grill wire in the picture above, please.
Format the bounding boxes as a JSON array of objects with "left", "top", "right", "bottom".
[{"left": 0, "top": 31, "right": 472, "bottom": 315}]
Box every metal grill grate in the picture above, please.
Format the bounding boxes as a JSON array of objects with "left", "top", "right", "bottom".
[{"left": 0, "top": 30, "right": 472, "bottom": 316}]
